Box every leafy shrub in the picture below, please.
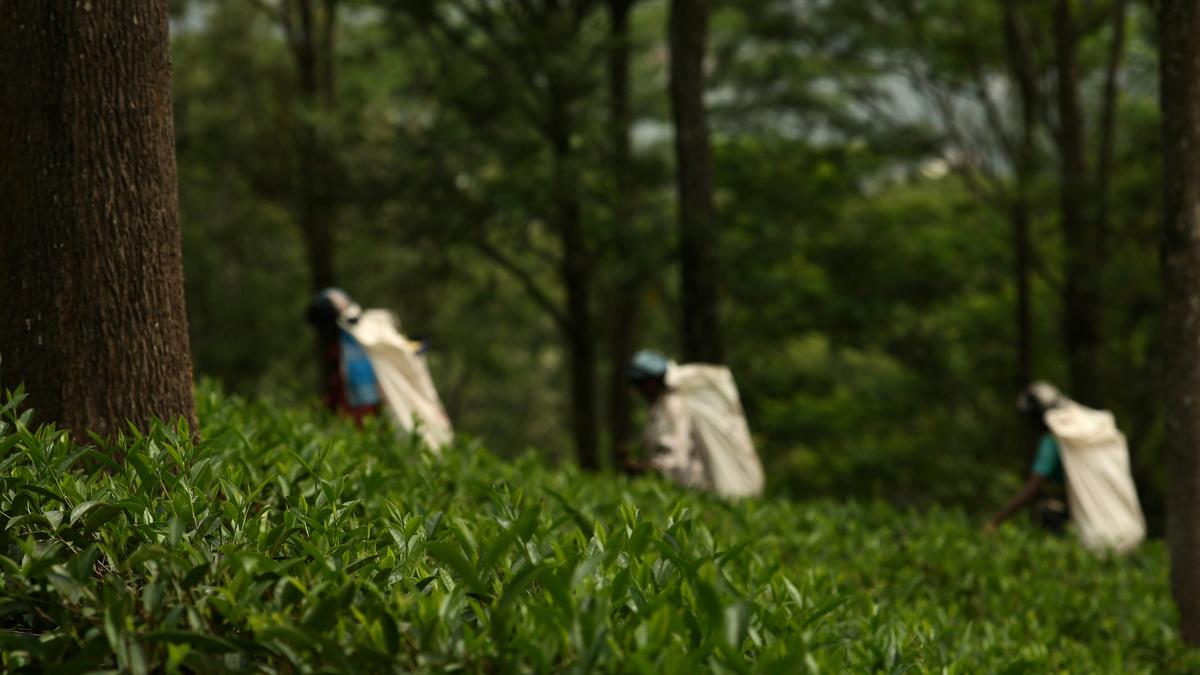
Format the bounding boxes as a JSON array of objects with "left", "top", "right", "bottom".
[{"left": 1, "top": 386, "right": 1196, "bottom": 673}]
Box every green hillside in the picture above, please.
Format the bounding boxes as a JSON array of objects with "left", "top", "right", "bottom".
[{"left": 1, "top": 388, "right": 1196, "bottom": 674}]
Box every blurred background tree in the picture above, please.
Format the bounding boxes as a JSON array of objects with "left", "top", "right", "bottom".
[{"left": 168, "top": 0, "right": 1166, "bottom": 527}]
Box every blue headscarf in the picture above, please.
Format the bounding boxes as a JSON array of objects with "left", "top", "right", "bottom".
[{"left": 627, "top": 349, "right": 669, "bottom": 382}]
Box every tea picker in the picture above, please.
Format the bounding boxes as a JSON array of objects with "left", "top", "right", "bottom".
[
  {"left": 305, "top": 288, "right": 454, "bottom": 452},
  {"left": 985, "top": 381, "right": 1145, "bottom": 553},
  {"left": 625, "top": 349, "right": 765, "bottom": 498}
]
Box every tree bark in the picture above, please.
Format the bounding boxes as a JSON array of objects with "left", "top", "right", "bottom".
[
  {"left": 0, "top": 1, "right": 197, "bottom": 439},
  {"left": 669, "top": 0, "right": 724, "bottom": 364},
  {"left": 1053, "top": 0, "right": 1100, "bottom": 402},
  {"left": 1160, "top": 0, "right": 1200, "bottom": 647},
  {"left": 550, "top": 96, "right": 600, "bottom": 471},
  {"left": 607, "top": 0, "right": 640, "bottom": 462}
]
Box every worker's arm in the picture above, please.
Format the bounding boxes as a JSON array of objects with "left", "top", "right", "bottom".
[
  {"left": 621, "top": 458, "right": 650, "bottom": 476},
  {"left": 615, "top": 441, "right": 647, "bottom": 476},
  {"left": 985, "top": 473, "right": 1046, "bottom": 532}
]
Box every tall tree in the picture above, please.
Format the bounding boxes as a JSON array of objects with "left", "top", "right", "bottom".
[
  {"left": 288, "top": 0, "right": 340, "bottom": 292},
  {"left": 247, "top": 0, "right": 341, "bottom": 399},
  {"left": 251, "top": 0, "right": 341, "bottom": 292},
  {"left": 1002, "top": 0, "right": 1041, "bottom": 388},
  {"left": 549, "top": 78, "right": 602, "bottom": 471},
  {"left": 1051, "top": 0, "right": 1128, "bottom": 401},
  {"left": 888, "top": 0, "right": 1046, "bottom": 391},
  {"left": 670, "top": 0, "right": 724, "bottom": 363},
  {"left": 1052, "top": 0, "right": 1098, "bottom": 398},
  {"left": 0, "top": 2, "right": 197, "bottom": 438},
  {"left": 396, "top": 0, "right": 606, "bottom": 469},
  {"left": 605, "top": 0, "right": 644, "bottom": 462},
  {"left": 1160, "top": 0, "right": 1200, "bottom": 647},
  {"left": 893, "top": 0, "right": 1129, "bottom": 400}
]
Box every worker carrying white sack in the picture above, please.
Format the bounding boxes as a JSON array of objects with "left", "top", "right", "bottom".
[
  {"left": 305, "top": 288, "right": 453, "bottom": 452},
  {"left": 986, "top": 381, "right": 1145, "bottom": 553},
  {"left": 623, "top": 349, "right": 765, "bottom": 498}
]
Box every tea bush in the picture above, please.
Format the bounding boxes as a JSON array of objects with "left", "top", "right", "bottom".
[{"left": 2, "top": 386, "right": 1197, "bottom": 673}]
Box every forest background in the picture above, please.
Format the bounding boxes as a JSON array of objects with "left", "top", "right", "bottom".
[{"left": 170, "top": 0, "right": 1162, "bottom": 526}]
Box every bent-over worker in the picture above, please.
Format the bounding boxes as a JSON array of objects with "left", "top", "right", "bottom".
[
  {"left": 305, "top": 288, "right": 453, "bottom": 451},
  {"left": 306, "top": 288, "right": 382, "bottom": 425},
  {"left": 986, "top": 382, "right": 1145, "bottom": 553},
  {"left": 625, "top": 349, "right": 765, "bottom": 498}
]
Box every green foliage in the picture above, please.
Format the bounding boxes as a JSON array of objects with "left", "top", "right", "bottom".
[
  {"left": 715, "top": 139, "right": 1029, "bottom": 508},
  {"left": 1, "top": 388, "right": 1196, "bottom": 673},
  {"left": 169, "top": 0, "right": 1171, "bottom": 521}
]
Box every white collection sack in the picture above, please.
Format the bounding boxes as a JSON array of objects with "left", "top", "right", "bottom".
[
  {"left": 1045, "top": 401, "right": 1145, "bottom": 553},
  {"left": 343, "top": 309, "right": 454, "bottom": 453},
  {"left": 665, "top": 364, "right": 765, "bottom": 498}
]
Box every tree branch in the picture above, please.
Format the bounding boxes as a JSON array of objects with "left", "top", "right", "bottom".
[
  {"left": 396, "top": 1, "right": 549, "bottom": 133},
  {"left": 472, "top": 239, "right": 568, "bottom": 330},
  {"left": 906, "top": 61, "right": 1011, "bottom": 209},
  {"left": 245, "top": 0, "right": 282, "bottom": 23},
  {"left": 896, "top": 2, "right": 1010, "bottom": 208}
]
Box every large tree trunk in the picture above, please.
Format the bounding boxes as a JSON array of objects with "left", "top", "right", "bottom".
[
  {"left": 669, "top": 0, "right": 724, "bottom": 364},
  {"left": 1160, "top": 0, "right": 1200, "bottom": 647},
  {"left": 0, "top": 2, "right": 197, "bottom": 439},
  {"left": 1053, "top": 0, "right": 1101, "bottom": 402},
  {"left": 551, "top": 98, "right": 600, "bottom": 471},
  {"left": 606, "top": 0, "right": 641, "bottom": 463},
  {"left": 1003, "top": 0, "right": 1038, "bottom": 389}
]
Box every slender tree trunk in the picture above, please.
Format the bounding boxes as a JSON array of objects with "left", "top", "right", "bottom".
[
  {"left": 320, "top": 0, "right": 339, "bottom": 109},
  {"left": 1003, "top": 0, "right": 1038, "bottom": 389},
  {"left": 550, "top": 98, "right": 600, "bottom": 471},
  {"left": 607, "top": 0, "right": 641, "bottom": 462},
  {"left": 1160, "top": 0, "right": 1200, "bottom": 647},
  {"left": 1094, "top": 0, "right": 1128, "bottom": 257},
  {"left": 669, "top": 0, "right": 724, "bottom": 364},
  {"left": 608, "top": 286, "right": 641, "bottom": 461},
  {"left": 289, "top": 0, "right": 337, "bottom": 292},
  {"left": 1053, "top": 0, "right": 1100, "bottom": 401},
  {"left": 287, "top": 0, "right": 338, "bottom": 399},
  {"left": 0, "top": 2, "right": 197, "bottom": 439},
  {"left": 1011, "top": 196, "right": 1035, "bottom": 386}
]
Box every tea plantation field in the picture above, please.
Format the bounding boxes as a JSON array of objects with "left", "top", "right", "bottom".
[{"left": 2, "top": 387, "right": 1198, "bottom": 673}]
